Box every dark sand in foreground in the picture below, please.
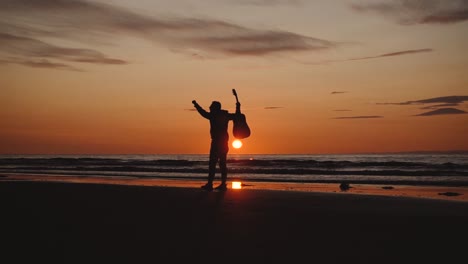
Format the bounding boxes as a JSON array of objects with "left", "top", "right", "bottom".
[{"left": 2, "top": 181, "right": 468, "bottom": 263}]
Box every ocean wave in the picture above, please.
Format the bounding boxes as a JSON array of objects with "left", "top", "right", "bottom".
[
  {"left": 1, "top": 157, "right": 467, "bottom": 171},
  {"left": 1, "top": 155, "right": 468, "bottom": 187}
]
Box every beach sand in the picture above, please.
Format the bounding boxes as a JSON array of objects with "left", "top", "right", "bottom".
[
  {"left": 2, "top": 177, "right": 468, "bottom": 263},
  {"left": 3, "top": 173, "right": 468, "bottom": 202}
]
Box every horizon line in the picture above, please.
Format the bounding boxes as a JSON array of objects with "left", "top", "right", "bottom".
[{"left": 1, "top": 150, "right": 467, "bottom": 156}]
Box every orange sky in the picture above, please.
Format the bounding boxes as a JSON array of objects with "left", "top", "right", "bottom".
[{"left": 1, "top": 0, "right": 467, "bottom": 154}]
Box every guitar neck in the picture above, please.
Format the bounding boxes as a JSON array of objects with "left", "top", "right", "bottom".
[{"left": 232, "top": 89, "right": 240, "bottom": 103}]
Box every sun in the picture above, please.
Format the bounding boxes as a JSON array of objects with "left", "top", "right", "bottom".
[{"left": 232, "top": 139, "right": 243, "bottom": 149}]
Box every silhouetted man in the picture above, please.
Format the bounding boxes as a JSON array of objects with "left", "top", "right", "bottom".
[{"left": 192, "top": 100, "right": 240, "bottom": 191}]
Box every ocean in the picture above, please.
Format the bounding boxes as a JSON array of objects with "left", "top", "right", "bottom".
[{"left": 0, "top": 154, "right": 467, "bottom": 186}]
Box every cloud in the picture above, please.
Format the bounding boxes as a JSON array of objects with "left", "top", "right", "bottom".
[
  {"left": 0, "top": 33, "right": 127, "bottom": 64},
  {"left": 225, "top": 0, "right": 303, "bottom": 6},
  {"left": 348, "top": 49, "right": 432, "bottom": 61},
  {"left": 0, "top": 0, "right": 335, "bottom": 70},
  {"left": 378, "top": 95, "right": 468, "bottom": 106},
  {"left": 409, "top": 95, "right": 468, "bottom": 105},
  {"left": 420, "top": 103, "right": 459, "bottom": 110},
  {"left": 351, "top": 0, "right": 468, "bottom": 25},
  {"left": 331, "top": 91, "right": 348, "bottom": 94},
  {"left": 333, "top": 109, "right": 352, "bottom": 112},
  {"left": 264, "top": 106, "right": 284, "bottom": 110},
  {"left": 0, "top": 57, "right": 83, "bottom": 71},
  {"left": 304, "top": 48, "right": 432, "bottom": 65},
  {"left": 333, "top": 116, "right": 383, "bottom": 119},
  {"left": 187, "top": 30, "right": 332, "bottom": 56},
  {"left": 415, "top": 108, "right": 467, "bottom": 116},
  {"left": 377, "top": 95, "right": 468, "bottom": 116}
]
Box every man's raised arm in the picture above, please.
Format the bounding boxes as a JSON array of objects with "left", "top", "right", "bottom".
[{"left": 192, "top": 100, "right": 210, "bottom": 119}]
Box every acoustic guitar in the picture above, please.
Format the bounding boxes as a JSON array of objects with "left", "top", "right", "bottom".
[{"left": 232, "top": 89, "right": 251, "bottom": 139}]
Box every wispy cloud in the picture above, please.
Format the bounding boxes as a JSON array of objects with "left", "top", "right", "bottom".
[
  {"left": 420, "top": 103, "right": 459, "bottom": 110},
  {"left": 415, "top": 108, "right": 467, "bottom": 116},
  {"left": 0, "top": 0, "right": 335, "bottom": 70},
  {"left": 264, "top": 106, "right": 285, "bottom": 110},
  {"left": 333, "top": 116, "right": 383, "bottom": 119},
  {"left": 0, "top": 33, "right": 127, "bottom": 66},
  {"left": 378, "top": 95, "right": 468, "bottom": 106},
  {"left": 351, "top": 0, "right": 468, "bottom": 25},
  {"left": 333, "top": 109, "right": 352, "bottom": 112},
  {"left": 225, "top": 0, "right": 303, "bottom": 6},
  {"left": 331, "top": 91, "right": 348, "bottom": 94},
  {"left": 348, "top": 49, "right": 432, "bottom": 61},
  {"left": 304, "top": 48, "right": 432, "bottom": 65},
  {"left": 378, "top": 95, "right": 468, "bottom": 116},
  {"left": 0, "top": 57, "right": 83, "bottom": 71}
]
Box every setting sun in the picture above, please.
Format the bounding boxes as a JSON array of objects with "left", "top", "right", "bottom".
[{"left": 232, "top": 140, "right": 243, "bottom": 149}]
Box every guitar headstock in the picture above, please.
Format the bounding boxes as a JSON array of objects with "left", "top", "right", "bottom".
[{"left": 232, "top": 89, "right": 237, "bottom": 97}]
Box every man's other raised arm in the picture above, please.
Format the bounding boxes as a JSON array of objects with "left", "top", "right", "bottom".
[
  {"left": 192, "top": 100, "right": 210, "bottom": 119},
  {"left": 235, "top": 102, "right": 241, "bottom": 114},
  {"left": 229, "top": 102, "right": 241, "bottom": 120}
]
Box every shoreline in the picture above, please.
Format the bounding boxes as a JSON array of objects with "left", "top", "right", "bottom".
[{"left": 2, "top": 173, "right": 467, "bottom": 202}]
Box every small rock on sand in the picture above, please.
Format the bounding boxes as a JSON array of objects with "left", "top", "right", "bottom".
[
  {"left": 438, "top": 192, "right": 461, "bottom": 197},
  {"left": 339, "top": 183, "right": 351, "bottom": 191}
]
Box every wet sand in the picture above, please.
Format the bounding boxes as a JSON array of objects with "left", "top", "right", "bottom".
[
  {"left": 1, "top": 178, "right": 467, "bottom": 264},
  {"left": 3, "top": 174, "right": 468, "bottom": 202}
]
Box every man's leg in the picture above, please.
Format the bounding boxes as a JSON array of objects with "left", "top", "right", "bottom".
[
  {"left": 202, "top": 143, "right": 217, "bottom": 191},
  {"left": 219, "top": 153, "right": 227, "bottom": 185},
  {"left": 207, "top": 153, "right": 218, "bottom": 185},
  {"left": 214, "top": 150, "right": 228, "bottom": 191}
]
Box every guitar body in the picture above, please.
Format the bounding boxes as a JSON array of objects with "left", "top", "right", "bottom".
[
  {"left": 233, "top": 113, "right": 251, "bottom": 139},
  {"left": 232, "top": 89, "right": 251, "bottom": 139}
]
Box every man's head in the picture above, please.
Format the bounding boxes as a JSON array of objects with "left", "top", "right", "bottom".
[{"left": 210, "top": 101, "right": 221, "bottom": 112}]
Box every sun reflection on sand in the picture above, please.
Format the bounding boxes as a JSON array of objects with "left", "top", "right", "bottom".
[{"left": 232, "top": 181, "right": 242, "bottom": 189}]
